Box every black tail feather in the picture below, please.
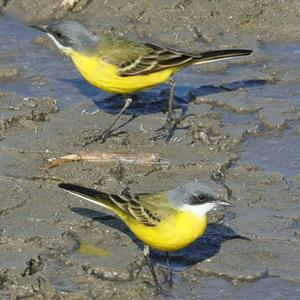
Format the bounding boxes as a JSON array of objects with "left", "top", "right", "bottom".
[
  {"left": 195, "top": 49, "right": 252, "bottom": 63},
  {"left": 59, "top": 183, "right": 105, "bottom": 199}
]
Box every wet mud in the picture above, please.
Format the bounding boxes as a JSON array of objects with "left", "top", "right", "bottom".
[{"left": 1, "top": 1, "right": 300, "bottom": 299}]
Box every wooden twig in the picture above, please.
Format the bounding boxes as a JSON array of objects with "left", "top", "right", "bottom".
[
  {"left": 58, "top": 0, "right": 80, "bottom": 10},
  {"left": 47, "top": 151, "right": 163, "bottom": 168}
]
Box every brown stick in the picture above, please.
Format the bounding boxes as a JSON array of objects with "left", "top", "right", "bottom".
[
  {"left": 47, "top": 151, "right": 163, "bottom": 168},
  {"left": 58, "top": 0, "right": 80, "bottom": 10}
]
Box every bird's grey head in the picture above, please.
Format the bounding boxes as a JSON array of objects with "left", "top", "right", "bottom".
[
  {"left": 31, "top": 20, "right": 99, "bottom": 53},
  {"left": 168, "top": 181, "right": 231, "bottom": 216}
]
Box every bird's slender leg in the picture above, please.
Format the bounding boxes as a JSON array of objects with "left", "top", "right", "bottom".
[
  {"left": 144, "top": 245, "right": 162, "bottom": 294},
  {"left": 153, "top": 77, "right": 193, "bottom": 141},
  {"left": 153, "top": 78, "right": 179, "bottom": 140},
  {"left": 166, "top": 252, "right": 173, "bottom": 287},
  {"left": 167, "top": 78, "right": 176, "bottom": 123},
  {"left": 97, "top": 95, "right": 132, "bottom": 143}
]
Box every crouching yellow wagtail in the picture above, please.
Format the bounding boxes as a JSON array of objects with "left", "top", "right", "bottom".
[
  {"left": 59, "top": 181, "right": 231, "bottom": 292},
  {"left": 31, "top": 21, "right": 252, "bottom": 142}
]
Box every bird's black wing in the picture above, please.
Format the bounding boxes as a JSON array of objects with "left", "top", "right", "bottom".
[{"left": 118, "top": 42, "right": 194, "bottom": 76}]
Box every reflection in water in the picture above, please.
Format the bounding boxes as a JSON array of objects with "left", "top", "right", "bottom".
[{"left": 77, "top": 242, "right": 111, "bottom": 257}]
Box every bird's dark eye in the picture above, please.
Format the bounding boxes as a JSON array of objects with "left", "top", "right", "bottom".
[
  {"left": 188, "top": 193, "right": 208, "bottom": 205},
  {"left": 197, "top": 193, "right": 208, "bottom": 203},
  {"left": 52, "top": 31, "right": 72, "bottom": 47},
  {"left": 55, "top": 31, "right": 63, "bottom": 38}
]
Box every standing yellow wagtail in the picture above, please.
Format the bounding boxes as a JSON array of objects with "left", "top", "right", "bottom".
[
  {"left": 59, "top": 181, "right": 231, "bottom": 292},
  {"left": 31, "top": 21, "right": 252, "bottom": 142}
]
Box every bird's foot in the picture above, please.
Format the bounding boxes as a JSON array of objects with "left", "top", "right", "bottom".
[
  {"left": 153, "top": 114, "right": 194, "bottom": 142},
  {"left": 83, "top": 129, "right": 129, "bottom": 146},
  {"left": 153, "top": 283, "right": 163, "bottom": 296},
  {"left": 166, "top": 270, "right": 173, "bottom": 288},
  {"left": 82, "top": 129, "right": 111, "bottom": 146}
]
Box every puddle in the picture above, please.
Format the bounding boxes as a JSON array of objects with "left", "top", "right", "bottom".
[
  {"left": 171, "top": 277, "right": 300, "bottom": 300},
  {"left": 240, "top": 128, "right": 300, "bottom": 177},
  {"left": 53, "top": 277, "right": 81, "bottom": 293},
  {"left": 77, "top": 242, "right": 111, "bottom": 257},
  {"left": 292, "top": 222, "right": 300, "bottom": 230},
  {"left": 262, "top": 42, "right": 300, "bottom": 77},
  {"left": 237, "top": 43, "right": 300, "bottom": 177}
]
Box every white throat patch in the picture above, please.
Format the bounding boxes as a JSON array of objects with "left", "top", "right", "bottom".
[
  {"left": 181, "top": 203, "right": 218, "bottom": 217},
  {"left": 46, "top": 33, "right": 72, "bottom": 55}
]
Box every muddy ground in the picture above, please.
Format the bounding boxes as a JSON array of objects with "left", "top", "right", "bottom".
[{"left": 1, "top": 0, "right": 300, "bottom": 299}]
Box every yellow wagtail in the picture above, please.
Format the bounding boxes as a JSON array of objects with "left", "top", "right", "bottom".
[
  {"left": 31, "top": 21, "right": 252, "bottom": 142},
  {"left": 59, "top": 181, "right": 231, "bottom": 292}
]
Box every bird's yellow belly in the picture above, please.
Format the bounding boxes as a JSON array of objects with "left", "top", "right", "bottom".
[
  {"left": 70, "top": 51, "right": 175, "bottom": 94},
  {"left": 126, "top": 212, "right": 208, "bottom": 251}
]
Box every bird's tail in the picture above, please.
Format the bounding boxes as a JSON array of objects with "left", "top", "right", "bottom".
[
  {"left": 59, "top": 183, "right": 118, "bottom": 212},
  {"left": 192, "top": 49, "right": 252, "bottom": 64}
]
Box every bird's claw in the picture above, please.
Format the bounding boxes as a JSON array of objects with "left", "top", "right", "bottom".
[
  {"left": 167, "top": 271, "right": 173, "bottom": 288},
  {"left": 153, "top": 284, "right": 163, "bottom": 296},
  {"left": 82, "top": 129, "right": 129, "bottom": 146},
  {"left": 153, "top": 114, "right": 193, "bottom": 142},
  {"left": 82, "top": 130, "right": 110, "bottom": 146}
]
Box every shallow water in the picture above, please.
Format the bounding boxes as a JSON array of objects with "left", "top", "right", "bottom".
[
  {"left": 240, "top": 128, "right": 300, "bottom": 177},
  {"left": 171, "top": 277, "right": 300, "bottom": 300}
]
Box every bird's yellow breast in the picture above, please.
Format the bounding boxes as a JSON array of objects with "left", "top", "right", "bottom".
[
  {"left": 125, "top": 211, "right": 208, "bottom": 252},
  {"left": 69, "top": 51, "right": 176, "bottom": 94}
]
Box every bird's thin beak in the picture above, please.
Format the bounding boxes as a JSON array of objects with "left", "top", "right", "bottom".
[
  {"left": 30, "top": 24, "right": 49, "bottom": 33},
  {"left": 216, "top": 200, "right": 233, "bottom": 207}
]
